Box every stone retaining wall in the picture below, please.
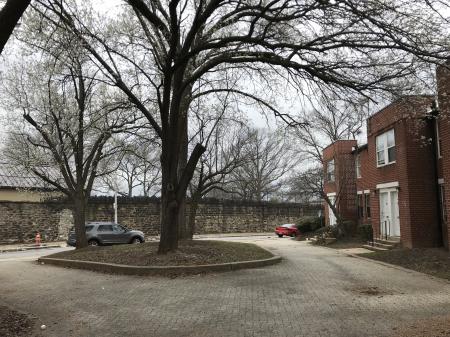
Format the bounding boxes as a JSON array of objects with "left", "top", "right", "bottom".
[{"left": 0, "top": 197, "right": 321, "bottom": 244}]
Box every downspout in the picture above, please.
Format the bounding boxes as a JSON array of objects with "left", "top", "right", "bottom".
[{"left": 427, "top": 101, "right": 444, "bottom": 246}]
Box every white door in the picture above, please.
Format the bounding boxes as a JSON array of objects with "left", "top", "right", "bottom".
[
  {"left": 328, "top": 196, "right": 337, "bottom": 227},
  {"left": 379, "top": 189, "right": 400, "bottom": 237},
  {"left": 390, "top": 191, "right": 400, "bottom": 236}
]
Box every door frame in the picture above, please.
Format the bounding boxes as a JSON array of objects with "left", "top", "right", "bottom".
[
  {"left": 327, "top": 193, "right": 337, "bottom": 227},
  {"left": 378, "top": 187, "right": 400, "bottom": 238}
]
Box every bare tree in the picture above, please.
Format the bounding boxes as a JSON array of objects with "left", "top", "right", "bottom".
[
  {"left": 229, "top": 128, "right": 295, "bottom": 202},
  {"left": 100, "top": 136, "right": 161, "bottom": 197},
  {"left": 28, "top": 0, "right": 450, "bottom": 253},
  {"left": 187, "top": 119, "right": 250, "bottom": 238},
  {"left": 0, "top": 28, "right": 139, "bottom": 248},
  {"left": 289, "top": 92, "right": 368, "bottom": 225}
]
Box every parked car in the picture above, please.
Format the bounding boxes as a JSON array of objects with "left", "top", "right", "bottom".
[
  {"left": 67, "top": 222, "right": 145, "bottom": 247},
  {"left": 275, "top": 224, "right": 300, "bottom": 238}
]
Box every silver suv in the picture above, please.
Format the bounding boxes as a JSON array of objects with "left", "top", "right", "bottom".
[{"left": 67, "top": 222, "right": 145, "bottom": 247}]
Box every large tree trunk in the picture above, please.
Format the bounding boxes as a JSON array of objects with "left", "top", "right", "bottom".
[
  {"left": 73, "top": 197, "right": 88, "bottom": 249},
  {"left": 177, "top": 118, "right": 189, "bottom": 240},
  {"left": 158, "top": 141, "right": 205, "bottom": 254},
  {"left": 158, "top": 134, "right": 181, "bottom": 253},
  {"left": 0, "top": 0, "right": 31, "bottom": 54},
  {"left": 158, "top": 70, "right": 203, "bottom": 253},
  {"left": 159, "top": 189, "right": 180, "bottom": 253},
  {"left": 177, "top": 84, "right": 192, "bottom": 240}
]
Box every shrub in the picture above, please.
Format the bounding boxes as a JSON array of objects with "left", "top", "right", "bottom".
[
  {"left": 358, "top": 224, "right": 373, "bottom": 242},
  {"left": 341, "top": 220, "right": 357, "bottom": 236},
  {"left": 296, "top": 216, "right": 324, "bottom": 233}
]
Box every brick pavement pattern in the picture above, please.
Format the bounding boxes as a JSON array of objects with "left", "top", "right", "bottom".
[{"left": 0, "top": 237, "right": 449, "bottom": 337}]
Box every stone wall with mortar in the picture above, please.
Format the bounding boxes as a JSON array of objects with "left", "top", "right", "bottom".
[{"left": 0, "top": 197, "right": 321, "bottom": 244}]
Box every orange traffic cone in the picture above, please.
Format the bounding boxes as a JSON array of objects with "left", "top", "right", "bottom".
[{"left": 35, "top": 233, "right": 41, "bottom": 246}]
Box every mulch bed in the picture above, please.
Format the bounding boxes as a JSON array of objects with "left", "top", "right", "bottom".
[
  {"left": 390, "top": 315, "right": 450, "bottom": 337},
  {"left": 359, "top": 248, "right": 450, "bottom": 281},
  {"left": 47, "top": 240, "right": 273, "bottom": 266},
  {"left": 0, "top": 306, "right": 37, "bottom": 337}
]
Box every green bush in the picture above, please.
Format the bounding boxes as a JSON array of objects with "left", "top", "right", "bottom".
[
  {"left": 341, "top": 220, "right": 357, "bottom": 236},
  {"left": 358, "top": 224, "right": 373, "bottom": 242},
  {"left": 296, "top": 216, "right": 324, "bottom": 233}
]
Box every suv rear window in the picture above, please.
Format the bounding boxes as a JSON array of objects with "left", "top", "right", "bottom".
[
  {"left": 85, "top": 225, "right": 94, "bottom": 232},
  {"left": 98, "top": 225, "right": 113, "bottom": 232}
]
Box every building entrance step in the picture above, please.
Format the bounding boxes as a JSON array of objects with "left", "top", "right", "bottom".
[{"left": 362, "top": 244, "right": 389, "bottom": 252}]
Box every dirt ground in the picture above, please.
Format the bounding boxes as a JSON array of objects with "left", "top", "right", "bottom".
[
  {"left": 359, "top": 248, "right": 450, "bottom": 281},
  {"left": 0, "top": 306, "right": 38, "bottom": 337},
  {"left": 390, "top": 315, "right": 450, "bottom": 337},
  {"left": 47, "top": 239, "right": 273, "bottom": 266}
]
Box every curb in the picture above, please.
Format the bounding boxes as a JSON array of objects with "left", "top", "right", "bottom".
[
  {"left": 37, "top": 255, "right": 282, "bottom": 276},
  {"left": 0, "top": 244, "right": 66, "bottom": 254}
]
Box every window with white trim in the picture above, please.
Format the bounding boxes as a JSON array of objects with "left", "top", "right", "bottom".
[
  {"left": 355, "top": 154, "right": 361, "bottom": 178},
  {"left": 364, "top": 193, "right": 371, "bottom": 218},
  {"left": 326, "top": 159, "right": 335, "bottom": 182},
  {"left": 376, "top": 129, "right": 396, "bottom": 166}
]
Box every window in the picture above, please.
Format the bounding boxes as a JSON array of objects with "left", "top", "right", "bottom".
[
  {"left": 112, "top": 224, "right": 127, "bottom": 232},
  {"left": 364, "top": 193, "right": 371, "bottom": 218},
  {"left": 327, "top": 159, "right": 335, "bottom": 182},
  {"left": 356, "top": 154, "right": 361, "bottom": 178},
  {"left": 439, "top": 184, "right": 447, "bottom": 223},
  {"left": 98, "top": 225, "right": 113, "bottom": 232},
  {"left": 85, "top": 225, "right": 94, "bottom": 232},
  {"left": 357, "top": 194, "right": 363, "bottom": 218},
  {"left": 376, "top": 129, "right": 396, "bottom": 166}
]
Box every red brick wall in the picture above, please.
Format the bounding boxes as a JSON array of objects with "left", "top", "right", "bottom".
[
  {"left": 356, "top": 147, "right": 372, "bottom": 225},
  {"left": 366, "top": 96, "right": 441, "bottom": 248},
  {"left": 323, "top": 95, "right": 444, "bottom": 248},
  {"left": 323, "top": 140, "right": 357, "bottom": 226}
]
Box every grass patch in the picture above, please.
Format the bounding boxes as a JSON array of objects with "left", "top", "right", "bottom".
[
  {"left": 359, "top": 248, "right": 450, "bottom": 281},
  {"left": 48, "top": 240, "right": 273, "bottom": 267}
]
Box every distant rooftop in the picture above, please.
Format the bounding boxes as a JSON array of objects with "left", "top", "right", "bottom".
[{"left": 0, "top": 162, "right": 58, "bottom": 190}]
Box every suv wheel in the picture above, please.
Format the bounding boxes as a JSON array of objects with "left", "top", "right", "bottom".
[
  {"left": 88, "top": 239, "right": 99, "bottom": 246},
  {"left": 131, "top": 237, "right": 142, "bottom": 244}
]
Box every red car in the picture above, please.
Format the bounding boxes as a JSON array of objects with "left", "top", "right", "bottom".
[{"left": 275, "top": 224, "right": 300, "bottom": 238}]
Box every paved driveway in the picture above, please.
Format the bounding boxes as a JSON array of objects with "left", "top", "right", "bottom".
[{"left": 0, "top": 237, "right": 449, "bottom": 337}]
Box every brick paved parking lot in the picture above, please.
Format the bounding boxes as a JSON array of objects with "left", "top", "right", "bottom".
[{"left": 0, "top": 237, "right": 449, "bottom": 337}]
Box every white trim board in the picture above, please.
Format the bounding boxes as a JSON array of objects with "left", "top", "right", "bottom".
[
  {"left": 376, "top": 181, "right": 399, "bottom": 189},
  {"left": 357, "top": 191, "right": 363, "bottom": 195},
  {"left": 327, "top": 192, "right": 336, "bottom": 197},
  {"left": 364, "top": 190, "right": 370, "bottom": 194}
]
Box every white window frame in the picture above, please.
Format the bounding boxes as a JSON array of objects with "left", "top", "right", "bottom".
[
  {"left": 376, "top": 129, "right": 396, "bottom": 167},
  {"left": 327, "top": 159, "right": 335, "bottom": 182},
  {"left": 355, "top": 154, "right": 361, "bottom": 178}
]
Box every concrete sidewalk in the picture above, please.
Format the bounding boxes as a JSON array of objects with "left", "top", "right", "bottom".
[{"left": 0, "top": 241, "right": 66, "bottom": 253}]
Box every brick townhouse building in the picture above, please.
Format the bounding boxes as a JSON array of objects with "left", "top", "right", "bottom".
[{"left": 323, "top": 64, "right": 450, "bottom": 250}]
